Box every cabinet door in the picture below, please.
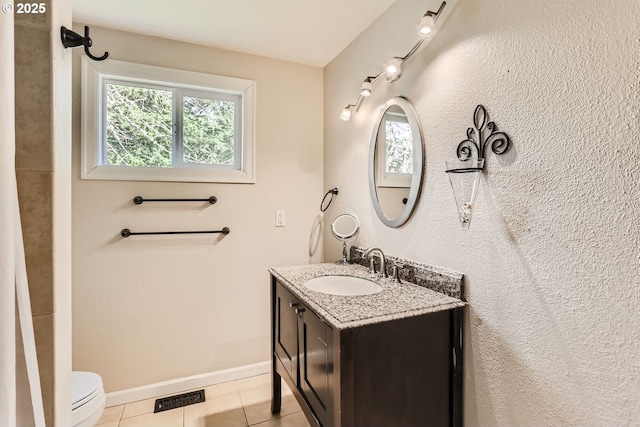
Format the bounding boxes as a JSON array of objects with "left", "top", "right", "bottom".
[
  {"left": 275, "top": 284, "right": 299, "bottom": 382},
  {"left": 299, "top": 307, "right": 334, "bottom": 426}
]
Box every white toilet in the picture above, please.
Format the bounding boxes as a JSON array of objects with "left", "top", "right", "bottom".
[{"left": 72, "top": 371, "right": 106, "bottom": 427}]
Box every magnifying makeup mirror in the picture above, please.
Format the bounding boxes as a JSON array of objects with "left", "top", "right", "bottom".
[{"left": 330, "top": 214, "right": 360, "bottom": 264}]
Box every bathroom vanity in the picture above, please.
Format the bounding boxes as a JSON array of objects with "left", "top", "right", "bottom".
[{"left": 270, "top": 260, "right": 466, "bottom": 427}]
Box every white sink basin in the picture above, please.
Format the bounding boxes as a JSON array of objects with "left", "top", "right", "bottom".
[{"left": 304, "top": 275, "right": 382, "bottom": 296}]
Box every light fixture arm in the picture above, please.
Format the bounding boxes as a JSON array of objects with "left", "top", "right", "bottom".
[
  {"left": 401, "top": 38, "right": 425, "bottom": 62},
  {"left": 426, "top": 1, "right": 447, "bottom": 24},
  {"left": 353, "top": 72, "right": 384, "bottom": 113},
  {"left": 365, "top": 75, "right": 380, "bottom": 84}
]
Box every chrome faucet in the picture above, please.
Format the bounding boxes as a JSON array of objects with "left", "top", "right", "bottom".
[{"left": 362, "top": 247, "right": 387, "bottom": 278}]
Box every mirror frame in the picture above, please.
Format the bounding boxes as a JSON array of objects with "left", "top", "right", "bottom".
[
  {"left": 368, "top": 96, "right": 424, "bottom": 228},
  {"left": 330, "top": 213, "right": 360, "bottom": 241}
]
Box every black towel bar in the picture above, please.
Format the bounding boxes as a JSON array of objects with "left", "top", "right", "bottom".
[
  {"left": 121, "top": 227, "right": 230, "bottom": 238},
  {"left": 133, "top": 196, "right": 217, "bottom": 205}
]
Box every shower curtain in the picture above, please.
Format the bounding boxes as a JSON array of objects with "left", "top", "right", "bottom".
[{"left": 1, "top": 8, "right": 46, "bottom": 427}]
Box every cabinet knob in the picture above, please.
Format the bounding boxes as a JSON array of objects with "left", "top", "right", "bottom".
[
  {"left": 294, "top": 307, "right": 306, "bottom": 314},
  {"left": 289, "top": 302, "right": 299, "bottom": 309}
]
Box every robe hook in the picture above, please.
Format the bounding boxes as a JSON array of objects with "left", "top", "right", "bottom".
[{"left": 60, "top": 25, "right": 109, "bottom": 61}]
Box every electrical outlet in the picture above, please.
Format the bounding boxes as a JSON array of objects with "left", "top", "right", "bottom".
[{"left": 276, "top": 210, "right": 286, "bottom": 227}]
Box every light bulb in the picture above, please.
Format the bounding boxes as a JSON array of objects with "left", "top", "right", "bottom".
[
  {"left": 419, "top": 14, "right": 435, "bottom": 37},
  {"left": 360, "top": 79, "right": 373, "bottom": 96},
  {"left": 385, "top": 57, "right": 402, "bottom": 81},
  {"left": 340, "top": 105, "right": 354, "bottom": 121}
]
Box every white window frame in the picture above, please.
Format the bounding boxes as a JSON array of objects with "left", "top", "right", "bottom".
[{"left": 81, "top": 57, "right": 256, "bottom": 183}]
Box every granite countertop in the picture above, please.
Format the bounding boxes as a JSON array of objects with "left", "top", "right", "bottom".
[{"left": 269, "top": 263, "right": 467, "bottom": 330}]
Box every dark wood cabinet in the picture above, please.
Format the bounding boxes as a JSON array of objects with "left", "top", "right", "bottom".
[
  {"left": 274, "top": 283, "right": 299, "bottom": 382},
  {"left": 299, "top": 303, "right": 335, "bottom": 427},
  {"left": 271, "top": 276, "right": 463, "bottom": 427},
  {"left": 272, "top": 280, "right": 336, "bottom": 426}
]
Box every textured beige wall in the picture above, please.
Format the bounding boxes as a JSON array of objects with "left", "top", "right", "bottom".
[
  {"left": 71, "top": 25, "right": 324, "bottom": 392},
  {"left": 324, "top": 0, "right": 640, "bottom": 424}
]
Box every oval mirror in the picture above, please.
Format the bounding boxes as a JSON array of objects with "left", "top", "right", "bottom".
[
  {"left": 368, "top": 97, "right": 424, "bottom": 227},
  {"left": 330, "top": 213, "right": 359, "bottom": 264}
]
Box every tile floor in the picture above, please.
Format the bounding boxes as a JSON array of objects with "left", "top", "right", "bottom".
[{"left": 95, "top": 374, "right": 311, "bottom": 427}]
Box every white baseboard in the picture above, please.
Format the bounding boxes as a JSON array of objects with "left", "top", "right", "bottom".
[{"left": 105, "top": 361, "right": 271, "bottom": 407}]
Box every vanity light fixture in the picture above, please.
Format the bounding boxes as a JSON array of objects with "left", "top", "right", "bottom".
[
  {"left": 340, "top": 105, "right": 355, "bottom": 121},
  {"left": 419, "top": 1, "right": 446, "bottom": 36},
  {"left": 339, "top": 1, "right": 448, "bottom": 121},
  {"left": 384, "top": 57, "right": 403, "bottom": 82},
  {"left": 360, "top": 77, "right": 374, "bottom": 96},
  {"left": 445, "top": 105, "right": 511, "bottom": 230}
]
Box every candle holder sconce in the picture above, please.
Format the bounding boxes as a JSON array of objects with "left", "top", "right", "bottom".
[{"left": 445, "top": 105, "right": 511, "bottom": 230}]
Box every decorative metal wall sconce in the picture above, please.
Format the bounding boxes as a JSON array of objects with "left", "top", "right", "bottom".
[
  {"left": 60, "top": 25, "right": 109, "bottom": 61},
  {"left": 340, "top": 1, "right": 448, "bottom": 121},
  {"left": 445, "top": 105, "right": 511, "bottom": 230}
]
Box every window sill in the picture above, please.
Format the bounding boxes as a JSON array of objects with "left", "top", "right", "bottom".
[{"left": 81, "top": 165, "right": 255, "bottom": 184}]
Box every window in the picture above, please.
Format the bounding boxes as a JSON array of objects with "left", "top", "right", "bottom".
[
  {"left": 384, "top": 112, "right": 413, "bottom": 175},
  {"left": 375, "top": 107, "right": 413, "bottom": 188},
  {"left": 81, "top": 58, "right": 255, "bottom": 183}
]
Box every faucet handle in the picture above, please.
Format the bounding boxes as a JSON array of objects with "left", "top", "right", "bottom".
[{"left": 391, "top": 263, "right": 405, "bottom": 283}]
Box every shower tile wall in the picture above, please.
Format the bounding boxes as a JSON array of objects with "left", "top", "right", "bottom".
[{"left": 14, "top": 0, "right": 73, "bottom": 424}]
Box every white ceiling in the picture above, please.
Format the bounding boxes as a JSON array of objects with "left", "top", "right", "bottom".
[{"left": 72, "top": 0, "right": 397, "bottom": 67}]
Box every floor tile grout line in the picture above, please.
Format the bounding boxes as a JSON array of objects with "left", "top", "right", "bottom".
[
  {"left": 242, "top": 402, "right": 250, "bottom": 427},
  {"left": 99, "top": 374, "right": 306, "bottom": 427}
]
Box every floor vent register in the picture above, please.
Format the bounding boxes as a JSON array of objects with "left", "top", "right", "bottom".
[{"left": 154, "top": 389, "right": 205, "bottom": 413}]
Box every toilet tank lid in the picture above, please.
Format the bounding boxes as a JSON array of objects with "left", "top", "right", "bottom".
[{"left": 72, "top": 371, "right": 103, "bottom": 405}]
